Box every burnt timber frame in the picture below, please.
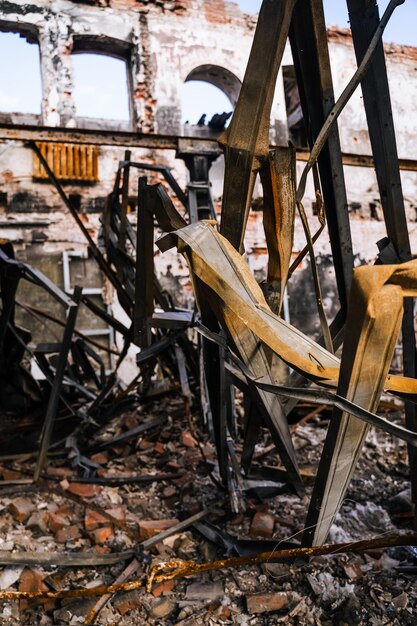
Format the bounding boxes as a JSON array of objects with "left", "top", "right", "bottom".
[
  {"left": 289, "top": 0, "right": 354, "bottom": 312},
  {"left": 0, "top": 124, "right": 416, "bottom": 171},
  {"left": 347, "top": 0, "right": 417, "bottom": 514},
  {"left": 0, "top": 0, "right": 415, "bottom": 519}
]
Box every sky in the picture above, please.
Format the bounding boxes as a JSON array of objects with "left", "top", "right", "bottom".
[
  {"left": 0, "top": 0, "right": 415, "bottom": 121},
  {"left": 237, "top": 0, "right": 417, "bottom": 46}
]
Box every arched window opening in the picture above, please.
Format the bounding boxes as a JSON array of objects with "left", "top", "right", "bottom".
[
  {"left": 0, "top": 29, "right": 42, "bottom": 116},
  {"left": 71, "top": 50, "right": 130, "bottom": 125},
  {"left": 182, "top": 65, "right": 240, "bottom": 131}
]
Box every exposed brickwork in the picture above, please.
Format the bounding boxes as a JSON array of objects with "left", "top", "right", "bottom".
[{"left": 0, "top": 0, "right": 416, "bottom": 370}]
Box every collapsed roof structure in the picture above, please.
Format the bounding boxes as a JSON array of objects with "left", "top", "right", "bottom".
[{"left": 0, "top": 0, "right": 417, "bottom": 623}]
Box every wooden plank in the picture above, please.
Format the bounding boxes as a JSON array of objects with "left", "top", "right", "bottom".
[
  {"left": 303, "top": 278, "right": 403, "bottom": 546},
  {"left": 219, "top": 0, "right": 297, "bottom": 251}
]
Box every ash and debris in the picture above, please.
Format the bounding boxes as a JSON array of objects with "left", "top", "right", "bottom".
[{"left": 0, "top": 398, "right": 415, "bottom": 625}]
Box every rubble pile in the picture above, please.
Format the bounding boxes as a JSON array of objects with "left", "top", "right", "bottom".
[{"left": 0, "top": 398, "right": 415, "bottom": 624}]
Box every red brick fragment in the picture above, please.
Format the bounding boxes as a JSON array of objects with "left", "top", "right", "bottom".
[
  {"left": 19, "top": 568, "right": 48, "bottom": 593},
  {"left": 8, "top": 498, "right": 35, "bottom": 523},
  {"left": 48, "top": 513, "right": 70, "bottom": 533},
  {"left": 138, "top": 518, "right": 179, "bottom": 540},
  {"left": 2, "top": 469, "right": 21, "bottom": 481},
  {"left": 250, "top": 512, "right": 275, "bottom": 538},
  {"left": 165, "top": 460, "right": 182, "bottom": 472},
  {"left": 154, "top": 441, "right": 166, "bottom": 455},
  {"left": 55, "top": 525, "right": 81, "bottom": 543},
  {"left": 56, "top": 504, "right": 73, "bottom": 518},
  {"left": 152, "top": 579, "right": 175, "bottom": 597},
  {"left": 181, "top": 431, "right": 197, "bottom": 448},
  {"left": 67, "top": 482, "right": 101, "bottom": 498},
  {"left": 47, "top": 466, "right": 73, "bottom": 478},
  {"left": 84, "top": 508, "right": 108, "bottom": 531},
  {"left": 138, "top": 439, "right": 153, "bottom": 451},
  {"left": 89, "top": 525, "right": 114, "bottom": 544},
  {"left": 113, "top": 589, "right": 142, "bottom": 615},
  {"left": 19, "top": 568, "right": 52, "bottom": 610},
  {"left": 90, "top": 451, "right": 109, "bottom": 465},
  {"left": 107, "top": 506, "right": 125, "bottom": 523}
]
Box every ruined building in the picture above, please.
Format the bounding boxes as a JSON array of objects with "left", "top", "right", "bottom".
[
  {"left": 0, "top": 0, "right": 417, "bottom": 368},
  {"left": 1, "top": 3, "right": 417, "bottom": 621}
]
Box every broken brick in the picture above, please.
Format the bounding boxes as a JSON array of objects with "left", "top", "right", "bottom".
[
  {"left": 19, "top": 569, "right": 49, "bottom": 594},
  {"left": 250, "top": 512, "right": 275, "bottom": 538},
  {"left": 47, "top": 466, "right": 73, "bottom": 478},
  {"left": 152, "top": 579, "right": 175, "bottom": 597},
  {"left": 89, "top": 525, "right": 114, "bottom": 544},
  {"left": 181, "top": 431, "right": 197, "bottom": 448},
  {"left": 55, "top": 525, "right": 82, "bottom": 543},
  {"left": 90, "top": 451, "right": 109, "bottom": 464},
  {"left": 8, "top": 498, "right": 35, "bottom": 523},
  {"left": 154, "top": 441, "right": 166, "bottom": 455},
  {"left": 219, "top": 606, "right": 231, "bottom": 619},
  {"left": 84, "top": 508, "right": 109, "bottom": 531},
  {"left": 107, "top": 506, "right": 125, "bottom": 523},
  {"left": 165, "top": 460, "right": 182, "bottom": 472},
  {"left": 113, "top": 589, "right": 142, "bottom": 615},
  {"left": 138, "top": 518, "right": 179, "bottom": 540},
  {"left": 246, "top": 592, "right": 288, "bottom": 614},
  {"left": 1, "top": 469, "right": 21, "bottom": 481},
  {"left": 49, "top": 513, "right": 71, "bottom": 534},
  {"left": 138, "top": 439, "right": 153, "bottom": 451},
  {"left": 56, "top": 503, "right": 74, "bottom": 517},
  {"left": 19, "top": 568, "right": 52, "bottom": 610},
  {"left": 67, "top": 482, "right": 101, "bottom": 498},
  {"left": 343, "top": 560, "right": 364, "bottom": 580}
]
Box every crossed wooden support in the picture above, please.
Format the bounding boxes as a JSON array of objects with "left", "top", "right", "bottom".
[{"left": 159, "top": 221, "right": 417, "bottom": 545}]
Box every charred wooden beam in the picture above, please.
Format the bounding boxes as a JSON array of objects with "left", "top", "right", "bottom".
[
  {"left": 219, "top": 0, "right": 297, "bottom": 251},
  {"left": 346, "top": 0, "right": 417, "bottom": 515},
  {"left": 289, "top": 0, "right": 353, "bottom": 310}
]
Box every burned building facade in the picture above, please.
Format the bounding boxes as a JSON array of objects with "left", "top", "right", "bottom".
[{"left": 0, "top": 0, "right": 417, "bottom": 351}]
